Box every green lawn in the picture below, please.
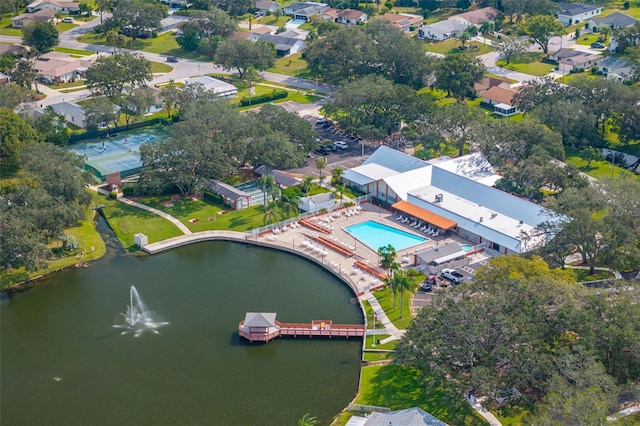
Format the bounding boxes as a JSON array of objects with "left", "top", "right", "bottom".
[
  {"left": 355, "top": 365, "right": 487, "bottom": 425},
  {"left": 422, "top": 38, "right": 492, "bottom": 56},
  {"left": 0, "top": 16, "right": 22, "bottom": 36},
  {"left": 96, "top": 192, "right": 183, "bottom": 250},
  {"left": 150, "top": 61, "right": 173, "bottom": 73},
  {"left": 232, "top": 84, "right": 320, "bottom": 109},
  {"left": 575, "top": 33, "right": 602, "bottom": 46},
  {"left": 258, "top": 14, "right": 291, "bottom": 26},
  {"left": 570, "top": 268, "right": 615, "bottom": 282},
  {"left": 54, "top": 46, "right": 94, "bottom": 56},
  {"left": 373, "top": 288, "right": 413, "bottom": 330},
  {"left": 495, "top": 405, "right": 531, "bottom": 426},
  {"left": 1, "top": 193, "right": 107, "bottom": 289},
  {"left": 136, "top": 195, "right": 270, "bottom": 233},
  {"left": 363, "top": 351, "right": 395, "bottom": 362},
  {"left": 268, "top": 52, "right": 313, "bottom": 78},
  {"left": 55, "top": 22, "right": 78, "bottom": 32},
  {"left": 77, "top": 31, "right": 205, "bottom": 58},
  {"left": 46, "top": 79, "right": 86, "bottom": 89},
  {"left": 497, "top": 53, "right": 555, "bottom": 77},
  {"left": 565, "top": 147, "right": 635, "bottom": 179}
]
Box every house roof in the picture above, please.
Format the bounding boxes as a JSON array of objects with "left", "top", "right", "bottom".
[
  {"left": 378, "top": 13, "right": 423, "bottom": 28},
  {"left": 482, "top": 86, "right": 519, "bottom": 105},
  {"left": 364, "top": 407, "right": 448, "bottom": 426},
  {"left": 28, "top": 0, "right": 79, "bottom": 8},
  {"left": 209, "top": 180, "right": 250, "bottom": 201},
  {"left": 243, "top": 312, "right": 278, "bottom": 327},
  {"left": 343, "top": 163, "right": 399, "bottom": 186},
  {"left": 599, "top": 56, "right": 632, "bottom": 70},
  {"left": 382, "top": 166, "right": 432, "bottom": 201},
  {"left": 255, "top": 0, "right": 277, "bottom": 10},
  {"left": 474, "top": 75, "right": 512, "bottom": 93},
  {"left": 12, "top": 8, "right": 56, "bottom": 22},
  {"left": 557, "top": 2, "right": 600, "bottom": 16},
  {"left": 49, "top": 101, "right": 86, "bottom": 118},
  {"left": 559, "top": 53, "right": 602, "bottom": 66},
  {"left": 249, "top": 25, "right": 272, "bottom": 35},
  {"left": 448, "top": 6, "right": 499, "bottom": 25},
  {"left": 550, "top": 48, "right": 584, "bottom": 59},
  {"left": 255, "top": 166, "right": 300, "bottom": 187},
  {"left": 392, "top": 200, "right": 457, "bottom": 230},
  {"left": 0, "top": 44, "right": 28, "bottom": 55},
  {"left": 363, "top": 145, "right": 429, "bottom": 173},
  {"left": 259, "top": 34, "right": 303, "bottom": 49},
  {"left": 419, "top": 19, "right": 468, "bottom": 35},
  {"left": 285, "top": 2, "right": 326, "bottom": 12},
  {"left": 591, "top": 12, "right": 638, "bottom": 28},
  {"left": 335, "top": 8, "right": 366, "bottom": 19},
  {"left": 185, "top": 76, "right": 237, "bottom": 94},
  {"left": 430, "top": 153, "right": 501, "bottom": 186}
]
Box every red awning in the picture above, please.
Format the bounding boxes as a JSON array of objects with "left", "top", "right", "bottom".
[{"left": 392, "top": 200, "right": 457, "bottom": 230}]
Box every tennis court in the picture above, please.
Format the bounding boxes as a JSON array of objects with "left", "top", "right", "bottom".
[{"left": 71, "top": 127, "right": 168, "bottom": 180}]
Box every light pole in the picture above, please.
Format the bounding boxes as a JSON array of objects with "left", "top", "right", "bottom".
[
  {"left": 360, "top": 139, "right": 364, "bottom": 159},
  {"left": 315, "top": 75, "right": 318, "bottom": 93}
]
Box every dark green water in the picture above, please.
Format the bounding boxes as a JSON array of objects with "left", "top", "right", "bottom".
[{"left": 1, "top": 226, "right": 363, "bottom": 425}]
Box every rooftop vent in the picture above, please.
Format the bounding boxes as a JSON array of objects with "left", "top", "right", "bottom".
[
  {"left": 435, "top": 194, "right": 443, "bottom": 203},
  {"left": 479, "top": 217, "right": 483, "bottom": 222},
  {"left": 491, "top": 213, "right": 497, "bottom": 219},
  {"left": 518, "top": 220, "right": 524, "bottom": 226}
]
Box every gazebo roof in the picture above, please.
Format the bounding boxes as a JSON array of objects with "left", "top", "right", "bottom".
[{"left": 243, "top": 312, "right": 277, "bottom": 327}]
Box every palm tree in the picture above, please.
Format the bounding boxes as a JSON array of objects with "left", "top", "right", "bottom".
[
  {"left": 263, "top": 199, "right": 280, "bottom": 224},
  {"left": 458, "top": 31, "right": 471, "bottom": 48},
  {"left": 479, "top": 21, "right": 494, "bottom": 44},
  {"left": 377, "top": 244, "right": 397, "bottom": 271},
  {"left": 600, "top": 26, "right": 611, "bottom": 42},
  {"left": 383, "top": 261, "right": 402, "bottom": 308},
  {"left": 331, "top": 167, "right": 343, "bottom": 185},
  {"left": 281, "top": 193, "right": 299, "bottom": 218},
  {"left": 244, "top": 66, "right": 261, "bottom": 106},
  {"left": 301, "top": 176, "right": 314, "bottom": 195},
  {"left": 298, "top": 413, "right": 320, "bottom": 426},
  {"left": 315, "top": 156, "right": 327, "bottom": 185},
  {"left": 260, "top": 174, "right": 276, "bottom": 206},
  {"left": 397, "top": 272, "right": 418, "bottom": 319},
  {"left": 106, "top": 29, "right": 126, "bottom": 54}
]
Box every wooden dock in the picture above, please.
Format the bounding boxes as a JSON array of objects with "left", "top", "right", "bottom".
[{"left": 238, "top": 312, "right": 365, "bottom": 343}]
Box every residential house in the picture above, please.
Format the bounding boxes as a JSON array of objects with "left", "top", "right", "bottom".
[
  {"left": 255, "top": 0, "right": 280, "bottom": 14},
  {"left": 418, "top": 19, "right": 468, "bottom": 40},
  {"left": 480, "top": 86, "right": 521, "bottom": 116},
  {"left": 589, "top": 12, "right": 637, "bottom": 32},
  {"left": 11, "top": 8, "right": 56, "bottom": 28},
  {"left": 244, "top": 25, "right": 273, "bottom": 42},
  {"left": 0, "top": 43, "right": 28, "bottom": 56},
  {"left": 341, "top": 146, "right": 560, "bottom": 254},
  {"left": 353, "top": 407, "right": 448, "bottom": 426},
  {"left": 258, "top": 33, "right": 306, "bottom": 56},
  {"left": 160, "top": 16, "right": 189, "bottom": 33},
  {"left": 557, "top": 2, "right": 602, "bottom": 26},
  {"left": 447, "top": 6, "right": 499, "bottom": 26},
  {"left": 158, "top": 0, "right": 192, "bottom": 9},
  {"left": 377, "top": 13, "right": 423, "bottom": 33},
  {"left": 558, "top": 53, "right": 602, "bottom": 72},
  {"left": 548, "top": 47, "right": 585, "bottom": 62},
  {"left": 34, "top": 55, "right": 94, "bottom": 84},
  {"left": 184, "top": 76, "right": 238, "bottom": 98},
  {"left": 473, "top": 75, "right": 512, "bottom": 96},
  {"left": 282, "top": 2, "right": 328, "bottom": 22},
  {"left": 322, "top": 8, "right": 367, "bottom": 25},
  {"left": 599, "top": 56, "right": 634, "bottom": 82},
  {"left": 26, "top": 0, "right": 79, "bottom": 13},
  {"left": 49, "top": 101, "right": 87, "bottom": 127}
]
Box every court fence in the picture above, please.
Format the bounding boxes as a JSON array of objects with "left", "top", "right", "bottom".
[{"left": 69, "top": 117, "right": 171, "bottom": 144}]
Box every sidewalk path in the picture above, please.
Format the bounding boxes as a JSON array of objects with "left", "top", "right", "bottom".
[
  {"left": 359, "top": 292, "right": 404, "bottom": 342},
  {"left": 564, "top": 264, "right": 622, "bottom": 280},
  {"left": 89, "top": 186, "right": 192, "bottom": 235},
  {"left": 467, "top": 396, "right": 502, "bottom": 426}
]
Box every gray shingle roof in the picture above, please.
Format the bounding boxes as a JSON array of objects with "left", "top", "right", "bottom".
[
  {"left": 591, "top": 12, "right": 638, "bottom": 28},
  {"left": 364, "top": 407, "right": 448, "bottom": 426},
  {"left": 558, "top": 2, "right": 600, "bottom": 16},
  {"left": 243, "top": 312, "right": 277, "bottom": 327}
]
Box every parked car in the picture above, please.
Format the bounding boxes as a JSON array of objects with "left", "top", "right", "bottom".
[
  {"left": 334, "top": 141, "right": 348, "bottom": 150},
  {"left": 166, "top": 56, "right": 178, "bottom": 63},
  {"left": 315, "top": 118, "right": 332, "bottom": 128},
  {"left": 420, "top": 276, "right": 438, "bottom": 292},
  {"left": 62, "top": 17, "right": 74, "bottom": 23},
  {"left": 590, "top": 42, "right": 605, "bottom": 49},
  {"left": 441, "top": 268, "right": 464, "bottom": 284}
]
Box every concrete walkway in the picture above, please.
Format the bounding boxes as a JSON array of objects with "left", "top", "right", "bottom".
[
  {"left": 89, "top": 186, "right": 192, "bottom": 235},
  {"left": 359, "top": 292, "right": 405, "bottom": 342},
  {"left": 564, "top": 264, "right": 622, "bottom": 280},
  {"left": 467, "top": 396, "right": 502, "bottom": 426}
]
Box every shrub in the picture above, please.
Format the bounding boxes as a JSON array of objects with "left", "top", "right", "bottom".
[
  {"left": 108, "top": 191, "right": 118, "bottom": 199},
  {"left": 384, "top": 1, "right": 394, "bottom": 9},
  {"left": 203, "top": 191, "right": 224, "bottom": 205},
  {"left": 240, "top": 89, "right": 288, "bottom": 107},
  {"left": 623, "top": 1, "right": 630, "bottom": 9}
]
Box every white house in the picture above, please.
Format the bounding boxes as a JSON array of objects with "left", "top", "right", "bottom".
[
  {"left": 184, "top": 76, "right": 238, "bottom": 99},
  {"left": 255, "top": 0, "right": 280, "bottom": 14},
  {"left": 341, "top": 146, "right": 559, "bottom": 254},
  {"left": 557, "top": 2, "right": 602, "bottom": 26},
  {"left": 258, "top": 33, "right": 306, "bottom": 57},
  {"left": 11, "top": 8, "right": 55, "bottom": 28},
  {"left": 599, "top": 56, "right": 634, "bottom": 82},
  {"left": 27, "top": 0, "right": 79, "bottom": 13},
  {"left": 322, "top": 8, "right": 367, "bottom": 25},
  {"left": 34, "top": 54, "right": 94, "bottom": 84},
  {"left": 377, "top": 13, "right": 423, "bottom": 33},
  {"left": 282, "top": 2, "right": 328, "bottom": 22},
  {"left": 480, "top": 86, "right": 521, "bottom": 117},
  {"left": 49, "top": 101, "right": 87, "bottom": 127},
  {"left": 418, "top": 19, "right": 468, "bottom": 40}
]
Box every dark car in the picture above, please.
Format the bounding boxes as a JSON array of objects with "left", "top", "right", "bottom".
[
  {"left": 590, "top": 42, "right": 605, "bottom": 49},
  {"left": 166, "top": 56, "right": 178, "bottom": 63}
]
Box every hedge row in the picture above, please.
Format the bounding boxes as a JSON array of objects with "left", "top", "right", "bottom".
[{"left": 240, "top": 89, "right": 288, "bottom": 107}]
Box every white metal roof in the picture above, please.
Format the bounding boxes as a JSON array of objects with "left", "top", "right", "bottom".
[
  {"left": 362, "top": 145, "right": 429, "bottom": 173},
  {"left": 382, "top": 166, "right": 432, "bottom": 201}
]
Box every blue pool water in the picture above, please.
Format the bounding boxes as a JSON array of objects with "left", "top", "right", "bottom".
[
  {"left": 345, "top": 221, "right": 427, "bottom": 251},
  {"left": 461, "top": 244, "right": 473, "bottom": 251}
]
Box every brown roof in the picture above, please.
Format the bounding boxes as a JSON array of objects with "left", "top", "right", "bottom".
[
  {"left": 482, "top": 86, "right": 519, "bottom": 105},
  {"left": 378, "top": 13, "right": 422, "bottom": 28},
  {"left": 448, "top": 6, "right": 499, "bottom": 25},
  {"left": 0, "top": 44, "right": 28, "bottom": 55},
  {"left": 336, "top": 8, "right": 366, "bottom": 19},
  {"left": 392, "top": 200, "right": 457, "bottom": 230},
  {"left": 474, "top": 76, "right": 512, "bottom": 93},
  {"left": 250, "top": 25, "right": 272, "bottom": 35}
]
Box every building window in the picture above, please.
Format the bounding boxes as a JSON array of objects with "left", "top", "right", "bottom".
[{"left": 492, "top": 242, "right": 500, "bottom": 251}]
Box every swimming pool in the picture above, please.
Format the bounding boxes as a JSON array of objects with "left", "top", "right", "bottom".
[
  {"left": 345, "top": 221, "right": 427, "bottom": 251},
  {"left": 461, "top": 244, "right": 473, "bottom": 251}
]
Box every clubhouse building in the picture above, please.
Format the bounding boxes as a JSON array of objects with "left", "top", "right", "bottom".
[{"left": 342, "top": 146, "right": 560, "bottom": 255}]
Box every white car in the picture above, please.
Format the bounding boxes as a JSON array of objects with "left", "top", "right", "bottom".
[
  {"left": 62, "top": 17, "right": 74, "bottom": 23},
  {"left": 334, "top": 141, "right": 348, "bottom": 150},
  {"left": 441, "top": 268, "right": 464, "bottom": 284}
]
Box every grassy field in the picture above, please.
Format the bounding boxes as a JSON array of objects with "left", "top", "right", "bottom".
[
  {"left": 96, "top": 192, "right": 183, "bottom": 250},
  {"left": 570, "top": 268, "right": 616, "bottom": 282},
  {"left": 423, "top": 38, "right": 492, "bottom": 56},
  {"left": 565, "top": 147, "right": 635, "bottom": 179},
  {"left": 575, "top": 33, "right": 602, "bottom": 46},
  {"left": 258, "top": 14, "right": 291, "bottom": 26},
  {"left": 1, "top": 194, "right": 107, "bottom": 289},
  {"left": 497, "top": 53, "right": 555, "bottom": 76},
  {"left": 136, "top": 195, "right": 269, "bottom": 233},
  {"left": 54, "top": 46, "right": 94, "bottom": 56},
  {"left": 373, "top": 287, "right": 413, "bottom": 330},
  {"left": 268, "top": 52, "right": 313, "bottom": 78},
  {"left": 0, "top": 15, "right": 22, "bottom": 36},
  {"left": 353, "top": 365, "right": 487, "bottom": 425},
  {"left": 55, "top": 22, "right": 78, "bottom": 32},
  {"left": 233, "top": 84, "right": 320, "bottom": 109},
  {"left": 150, "top": 61, "right": 173, "bottom": 73},
  {"left": 77, "top": 31, "right": 205, "bottom": 58},
  {"left": 46, "top": 79, "right": 86, "bottom": 89}
]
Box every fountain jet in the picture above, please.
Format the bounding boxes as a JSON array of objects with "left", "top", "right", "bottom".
[{"left": 113, "top": 286, "right": 168, "bottom": 337}]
